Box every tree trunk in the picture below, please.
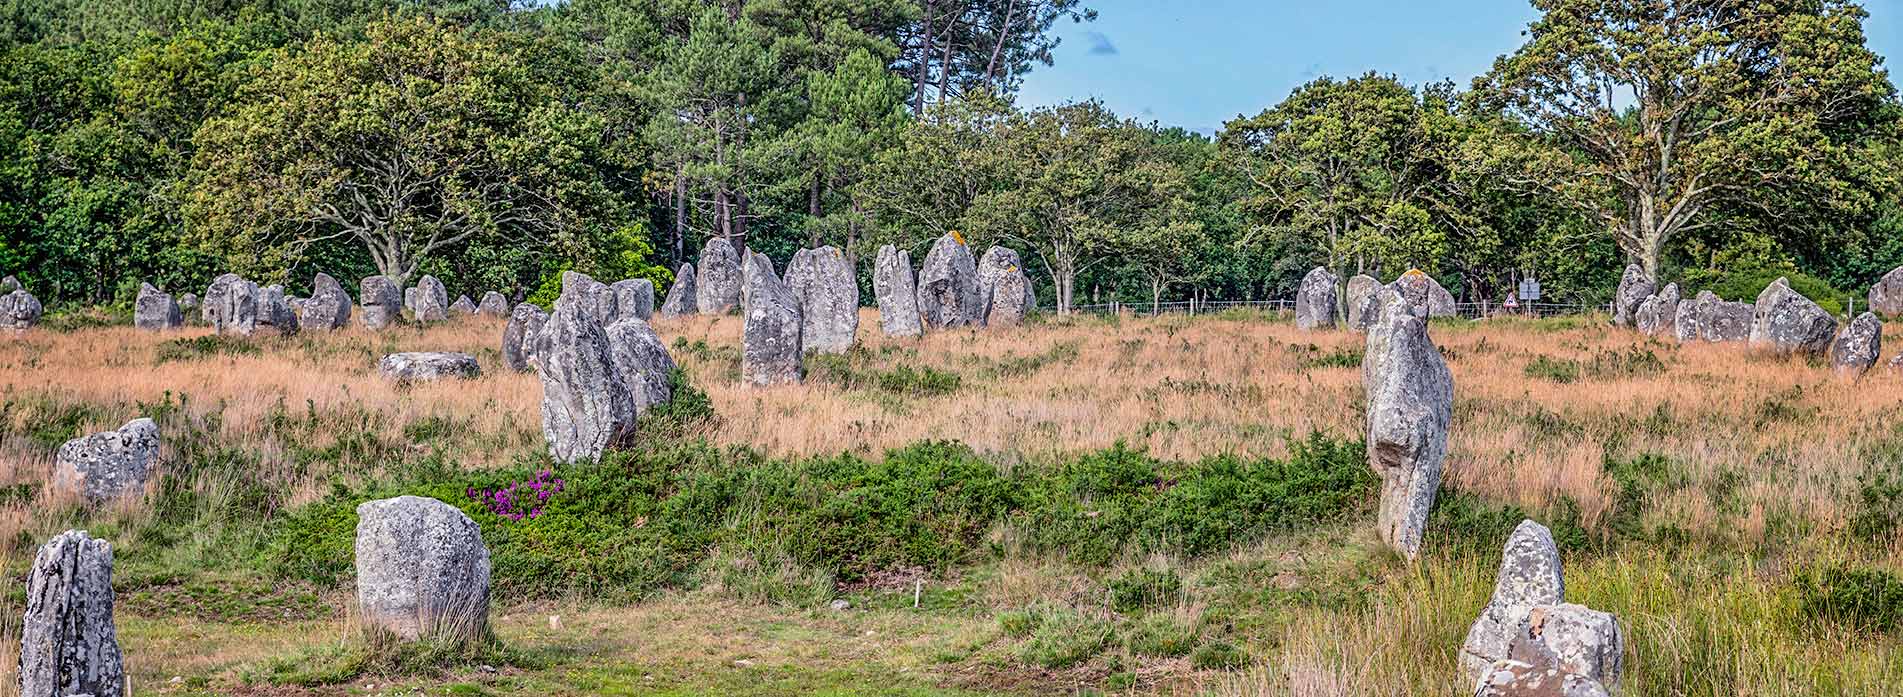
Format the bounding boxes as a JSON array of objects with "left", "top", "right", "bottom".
[
  {"left": 1151, "top": 277, "right": 1162, "bottom": 317},
  {"left": 673, "top": 167, "right": 688, "bottom": 263},
  {"left": 914, "top": 1, "right": 934, "bottom": 113}
]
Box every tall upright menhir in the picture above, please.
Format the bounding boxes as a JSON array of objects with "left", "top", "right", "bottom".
[{"left": 1362, "top": 289, "right": 1453, "bottom": 561}]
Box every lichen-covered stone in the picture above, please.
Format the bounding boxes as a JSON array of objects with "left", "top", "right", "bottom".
[
  {"left": 450, "top": 295, "right": 477, "bottom": 316},
  {"left": 977, "top": 246, "right": 1036, "bottom": 325},
  {"left": 1634, "top": 283, "right": 1679, "bottom": 337},
  {"left": 1461, "top": 520, "right": 1566, "bottom": 682},
  {"left": 1363, "top": 289, "right": 1452, "bottom": 561},
  {"left": 54, "top": 418, "right": 158, "bottom": 502},
  {"left": 1677, "top": 290, "right": 1751, "bottom": 343},
  {"left": 1390, "top": 269, "right": 1456, "bottom": 318},
  {"left": 611, "top": 279, "right": 655, "bottom": 323},
  {"left": 562, "top": 271, "right": 618, "bottom": 327},
  {"left": 785, "top": 246, "right": 859, "bottom": 353},
  {"left": 300, "top": 273, "right": 351, "bottom": 331},
  {"left": 503, "top": 303, "right": 549, "bottom": 373},
  {"left": 256, "top": 284, "right": 299, "bottom": 335},
  {"left": 916, "top": 234, "right": 983, "bottom": 329},
  {"left": 359, "top": 276, "right": 402, "bottom": 330},
  {"left": 408, "top": 275, "right": 449, "bottom": 323},
  {"left": 1749, "top": 278, "right": 1836, "bottom": 356},
  {"left": 354, "top": 496, "right": 491, "bottom": 642},
  {"left": 203, "top": 273, "right": 257, "bottom": 336},
  {"left": 874, "top": 245, "right": 922, "bottom": 338},
  {"left": 605, "top": 318, "right": 676, "bottom": 411},
  {"left": 1612, "top": 263, "right": 1654, "bottom": 327},
  {"left": 378, "top": 352, "right": 481, "bottom": 384},
  {"left": 660, "top": 264, "right": 697, "bottom": 318},
  {"left": 478, "top": 292, "right": 510, "bottom": 316},
  {"left": 538, "top": 300, "right": 636, "bottom": 463},
  {"left": 695, "top": 238, "right": 743, "bottom": 314},
  {"left": 19, "top": 530, "right": 124, "bottom": 697},
  {"left": 1516, "top": 604, "right": 1624, "bottom": 685},
  {"left": 1296, "top": 267, "right": 1340, "bottom": 330},
  {"left": 133, "top": 283, "right": 181, "bottom": 330},
  {"left": 1831, "top": 312, "right": 1882, "bottom": 376},
  {"left": 741, "top": 250, "right": 803, "bottom": 386},
  {"left": 1870, "top": 266, "right": 1903, "bottom": 316},
  {"left": 1346, "top": 274, "right": 1383, "bottom": 330}
]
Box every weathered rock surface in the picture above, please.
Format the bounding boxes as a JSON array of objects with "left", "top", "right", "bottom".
[
  {"left": 562, "top": 271, "right": 618, "bottom": 327},
  {"left": 1870, "top": 266, "right": 1903, "bottom": 317},
  {"left": 299, "top": 273, "right": 351, "bottom": 331},
  {"left": 1473, "top": 659, "right": 1610, "bottom": 697},
  {"left": 1346, "top": 274, "right": 1383, "bottom": 330},
  {"left": 611, "top": 279, "right": 655, "bottom": 323},
  {"left": 1612, "top": 264, "right": 1654, "bottom": 327},
  {"left": 1460, "top": 520, "right": 1566, "bottom": 682},
  {"left": 409, "top": 275, "right": 449, "bottom": 323},
  {"left": 874, "top": 245, "right": 922, "bottom": 338},
  {"left": 178, "top": 292, "right": 198, "bottom": 313},
  {"left": 742, "top": 250, "right": 803, "bottom": 386},
  {"left": 1749, "top": 278, "right": 1836, "bottom": 356},
  {"left": 1296, "top": 267, "right": 1340, "bottom": 331},
  {"left": 785, "top": 246, "right": 859, "bottom": 353},
  {"left": 378, "top": 352, "right": 481, "bottom": 384},
  {"left": 450, "top": 295, "right": 477, "bottom": 316},
  {"left": 660, "top": 264, "right": 697, "bottom": 318},
  {"left": 1518, "top": 604, "right": 1624, "bottom": 685},
  {"left": 1634, "top": 283, "right": 1679, "bottom": 337},
  {"left": 478, "top": 292, "right": 510, "bottom": 316},
  {"left": 360, "top": 276, "right": 403, "bottom": 330},
  {"left": 0, "top": 275, "right": 20, "bottom": 294},
  {"left": 354, "top": 496, "right": 491, "bottom": 642},
  {"left": 19, "top": 530, "right": 124, "bottom": 697},
  {"left": 1362, "top": 289, "right": 1452, "bottom": 561},
  {"left": 53, "top": 418, "right": 158, "bottom": 502},
  {"left": 605, "top": 318, "right": 677, "bottom": 411},
  {"left": 977, "top": 246, "right": 1036, "bottom": 325},
  {"left": 133, "top": 283, "right": 181, "bottom": 330},
  {"left": 1831, "top": 312, "right": 1882, "bottom": 376},
  {"left": 1390, "top": 269, "right": 1456, "bottom": 318},
  {"left": 503, "top": 303, "right": 549, "bottom": 373},
  {"left": 1676, "top": 290, "right": 1752, "bottom": 343},
  {"left": 203, "top": 273, "right": 257, "bottom": 335},
  {"left": 916, "top": 234, "right": 984, "bottom": 329},
  {"left": 695, "top": 238, "right": 744, "bottom": 314},
  {"left": 256, "top": 284, "right": 299, "bottom": 335},
  {"left": 538, "top": 300, "right": 636, "bottom": 463}
]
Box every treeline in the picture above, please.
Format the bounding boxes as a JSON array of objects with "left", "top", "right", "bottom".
[{"left": 2, "top": 0, "right": 1900, "bottom": 311}]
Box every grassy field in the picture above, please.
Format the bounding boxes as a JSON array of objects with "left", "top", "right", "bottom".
[{"left": 0, "top": 309, "right": 1899, "bottom": 695}]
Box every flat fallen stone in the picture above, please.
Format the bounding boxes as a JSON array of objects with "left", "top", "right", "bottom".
[{"left": 378, "top": 352, "right": 482, "bottom": 384}]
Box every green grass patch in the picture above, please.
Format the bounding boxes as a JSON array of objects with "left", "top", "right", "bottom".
[{"left": 155, "top": 334, "right": 262, "bottom": 363}]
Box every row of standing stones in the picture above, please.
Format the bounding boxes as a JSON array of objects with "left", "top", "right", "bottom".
[
  {"left": 1360, "top": 286, "right": 1623, "bottom": 696},
  {"left": 1612, "top": 263, "right": 1902, "bottom": 376},
  {"left": 131, "top": 271, "right": 514, "bottom": 336}
]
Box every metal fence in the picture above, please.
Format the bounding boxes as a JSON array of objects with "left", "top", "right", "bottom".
[{"left": 1065, "top": 299, "right": 1597, "bottom": 320}]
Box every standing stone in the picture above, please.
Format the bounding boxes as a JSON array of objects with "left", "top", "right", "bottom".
[
  {"left": 605, "top": 318, "right": 677, "bottom": 411},
  {"left": 561, "top": 271, "right": 617, "bottom": 327},
  {"left": 19, "top": 530, "right": 124, "bottom": 697},
  {"left": 741, "top": 250, "right": 803, "bottom": 386},
  {"left": 53, "top": 418, "right": 158, "bottom": 502},
  {"left": 916, "top": 233, "right": 984, "bottom": 329},
  {"left": 256, "top": 284, "right": 299, "bottom": 335},
  {"left": 0, "top": 275, "right": 19, "bottom": 294},
  {"left": 1296, "top": 267, "right": 1340, "bottom": 331},
  {"left": 1831, "top": 312, "right": 1883, "bottom": 376},
  {"left": 133, "top": 283, "right": 182, "bottom": 330},
  {"left": 874, "top": 245, "right": 923, "bottom": 338},
  {"left": 785, "top": 246, "right": 859, "bottom": 353},
  {"left": 611, "top": 279, "right": 655, "bottom": 323},
  {"left": 378, "top": 352, "right": 482, "bottom": 384},
  {"left": 450, "top": 295, "right": 477, "bottom": 316},
  {"left": 1870, "top": 266, "right": 1903, "bottom": 317},
  {"left": 478, "top": 292, "right": 510, "bottom": 316},
  {"left": 503, "top": 303, "right": 550, "bottom": 373},
  {"left": 1362, "top": 289, "right": 1452, "bottom": 561},
  {"left": 0, "top": 287, "right": 37, "bottom": 330},
  {"left": 1612, "top": 263, "right": 1654, "bottom": 327},
  {"left": 1749, "top": 278, "right": 1836, "bottom": 356},
  {"left": 1460, "top": 520, "right": 1566, "bottom": 682},
  {"left": 1390, "top": 269, "right": 1457, "bottom": 318},
  {"left": 695, "top": 238, "right": 744, "bottom": 315},
  {"left": 1346, "top": 275, "right": 1383, "bottom": 330},
  {"left": 977, "top": 246, "right": 1037, "bottom": 323},
  {"left": 538, "top": 300, "right": 636, "bottom": 463},
  {"left": 409, "top": 275, "right": 449, "bottom": 323},
  {"left": 1633, "top": 283, "right": 1679, "bottom": 336},
  {"left": 354, "top": 496, "right": 491, "bottom": 643},
  {"left": 203, "top": 273, "right": 257, "bottom": 336},
  {"left": 1678, "top": 290, "right": 1751, "bottom": 343},
  {"left": 360, "top": 276, "right": 403, "bottom": 330},
  {"left": 988, "top": 268, "right": 1032, "bottom": 327},
  {"left": 300, "top": 273, "right": 351, "bottom": 331},
  {"left": 178, "top": 292, "right": 198, "bottom": 314},
  {"left": 660, "top": 264, "right": 697, "bottom": 318}
]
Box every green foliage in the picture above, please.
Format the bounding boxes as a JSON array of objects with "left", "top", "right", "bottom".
[
  {"left": 1698, "top": 269, "right": 1857, "bottom": 317},
  {"left": 1850, "top": 466, "right": 1903, "bottom": 546},
  {"left": 1189, "top": 639, "right": 1250, "bottom": 670},
  {"left": 153, "top": 334, "right": 261, "bottom": 364},
  {"left": 805, "top": 350, "right": 962, "bottom": 398},
  {"left": 1108, "top": 568, "right": 1182, "bottom": 613},
  {"left": 1796, "top": 566, "right": 1903, "bottom": 634},
  {"left": 1014, "top": 606, "right": 1114, "bottom": 669},
  {"left": 1602, "top": 454, "right": 1686, "bottom": 540},
  {"left": 1124, "top": 614, "right": 1198, "bottom": 658},
  {"left": 1523, "top": 355, "right": 1581, "bottom": 384}
]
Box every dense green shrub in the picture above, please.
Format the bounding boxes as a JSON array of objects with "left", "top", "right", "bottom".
[
  {"left": 1703, "top": 270, "right": 1855, "bottom": 316},
  {"left": 1796, "top": 566, "right": 1903, "bottom": 634},
  {"left": 1109, "top": 568, "right": 1183, "bottom": 613}
]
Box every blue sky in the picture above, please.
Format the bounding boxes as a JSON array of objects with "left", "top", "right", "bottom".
[{"left": 1017, "top": 0, "right": 1903, "bottom": 135}]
